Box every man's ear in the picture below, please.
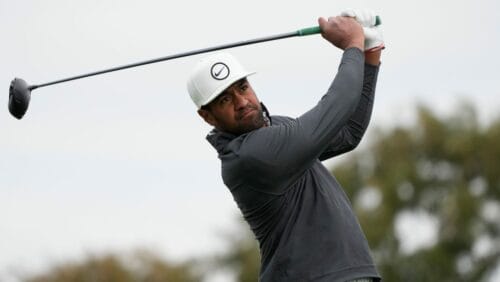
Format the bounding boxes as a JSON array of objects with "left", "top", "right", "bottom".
[{"left": 198, "top": 108, "right": 217, "bottom": 127}]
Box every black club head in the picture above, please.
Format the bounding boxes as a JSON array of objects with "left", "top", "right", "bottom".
[{"left": 8, "top": 78, "right": 32, "bottom": 119}]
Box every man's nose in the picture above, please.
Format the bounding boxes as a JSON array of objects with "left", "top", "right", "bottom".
[{"left": 233, "top": 93, "right": 248, "bottom": 109}]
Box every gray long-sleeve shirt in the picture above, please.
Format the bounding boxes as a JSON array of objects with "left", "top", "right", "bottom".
[{"left": 207, "top": 48, "right": 381, "bottom": 281}]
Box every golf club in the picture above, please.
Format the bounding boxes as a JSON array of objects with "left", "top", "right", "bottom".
[{"left": 8, "top": 17, "right": 381, "bottom": 119}]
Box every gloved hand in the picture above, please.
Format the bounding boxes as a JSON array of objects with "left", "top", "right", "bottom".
[{"left": 340, "top": 9, "right": 385, "bottom": 52}]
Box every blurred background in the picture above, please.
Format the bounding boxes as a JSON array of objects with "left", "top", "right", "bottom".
[{"left": 1, "top": 0, "right": 499, "bottom": 281}]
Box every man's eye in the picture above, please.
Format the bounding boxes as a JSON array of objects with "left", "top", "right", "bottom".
[
  {"left": 240, "top": 84, "right": 249, "bottom": 91},
  {"left": 219, "top": 96, "right": 230, "bottom": 105}
]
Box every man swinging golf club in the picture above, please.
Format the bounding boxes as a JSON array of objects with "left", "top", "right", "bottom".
[{"left": 188, "top": 9, "right": 384, "bottom": 282}]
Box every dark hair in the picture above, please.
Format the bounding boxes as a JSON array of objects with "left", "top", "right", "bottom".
[{"left": 200, "top": 104, "right": 211, "bottom": 111}]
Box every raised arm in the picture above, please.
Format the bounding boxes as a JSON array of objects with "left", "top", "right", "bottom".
[{"left": 319, "top": 50, "right": 381, "bottom": 160}]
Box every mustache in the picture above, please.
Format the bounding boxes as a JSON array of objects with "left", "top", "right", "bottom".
[{"left": 236, "top": 104, "right": 260, "bottom": 120}]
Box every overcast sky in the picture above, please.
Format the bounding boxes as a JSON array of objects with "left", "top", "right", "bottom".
[{"left": 1, "top": 0, "right": 499, "bottom": 281}]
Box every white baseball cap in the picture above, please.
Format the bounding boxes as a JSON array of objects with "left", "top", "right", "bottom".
[{"left": 187, "top": 53, "right": 255, "bottom": 109}]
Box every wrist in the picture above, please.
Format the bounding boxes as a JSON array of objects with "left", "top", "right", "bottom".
[
  {"left": 364, "top": 50, "right": 381, "bottom": 66},
  {"left": 344, "top": 37, "right": 364, "bottom": 51}
]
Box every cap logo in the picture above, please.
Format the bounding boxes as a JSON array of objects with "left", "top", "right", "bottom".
[{"left": 210, "top": 62, "right": 230, "bottom": 80}]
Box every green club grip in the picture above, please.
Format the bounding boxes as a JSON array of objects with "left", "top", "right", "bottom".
[
  {"left": 298, "top": 26, "right": 322, "bottom": 36},
  {"left": 298, "top": 15, "right": 381, "bottom": 36}
]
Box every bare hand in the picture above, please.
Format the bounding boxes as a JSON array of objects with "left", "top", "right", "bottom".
[{"left": 318, "top": 16, "right": 364, "bottom": 51}]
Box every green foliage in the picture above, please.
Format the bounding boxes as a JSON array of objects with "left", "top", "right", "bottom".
[
  {"left": 23, "top": 250, "right": 200, "bottom": 282},
  {"left": 213, "top": 221, "right": 261, "bottom": 282},
  {"left": 335, "top": 103, "right": 500, "bottom": 281}
]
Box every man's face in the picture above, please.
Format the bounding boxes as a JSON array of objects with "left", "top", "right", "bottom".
[{"left": 198, "top": 78, "right": 266, "bottom": 135}]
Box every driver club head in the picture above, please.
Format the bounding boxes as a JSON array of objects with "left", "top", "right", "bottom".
[{"left": 8, "top": 78, "right": 32, "bottom": 119}]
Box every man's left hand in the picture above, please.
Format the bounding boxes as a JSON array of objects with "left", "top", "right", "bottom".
[{"left": 340, "top": 8, "right": 385, "bottom": 52}]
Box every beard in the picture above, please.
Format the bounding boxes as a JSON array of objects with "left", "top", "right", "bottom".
[
  {"left": 236, "top": 105, "right": 266, "bottom": 134},
  {"left": 220, "top": 103, "right": 265, "bottom": 135}
]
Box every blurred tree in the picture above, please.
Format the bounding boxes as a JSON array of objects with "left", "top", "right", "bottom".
[
  {"left": 211, "top": 220, "right": 261, "bottom": 282},
  {"left": 23, "top": 249, "right": 200, "bottom": 282},
  {"left": 335, "top": 103, "right": 500, "bottom": 281}
]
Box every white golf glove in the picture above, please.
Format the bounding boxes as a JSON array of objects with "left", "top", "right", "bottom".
[{"left": 340, "top": 9, "right": 385, "bottom": 52}]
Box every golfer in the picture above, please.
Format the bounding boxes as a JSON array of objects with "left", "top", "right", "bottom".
[{"left": 188, "top": 11, "right": 383, "bottom": 282}]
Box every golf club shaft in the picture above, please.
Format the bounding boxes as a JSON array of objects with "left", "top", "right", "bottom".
[{"left": 30, "top": 27, "right": 322, "bottom": 90}]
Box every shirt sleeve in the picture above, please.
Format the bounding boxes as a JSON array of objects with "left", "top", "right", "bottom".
[
  {"left": 318, "top": 63, "right": 380, "bottom": 161},
  {"left": 237, "top": 48, "right": 366, "bottom": 193}
]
